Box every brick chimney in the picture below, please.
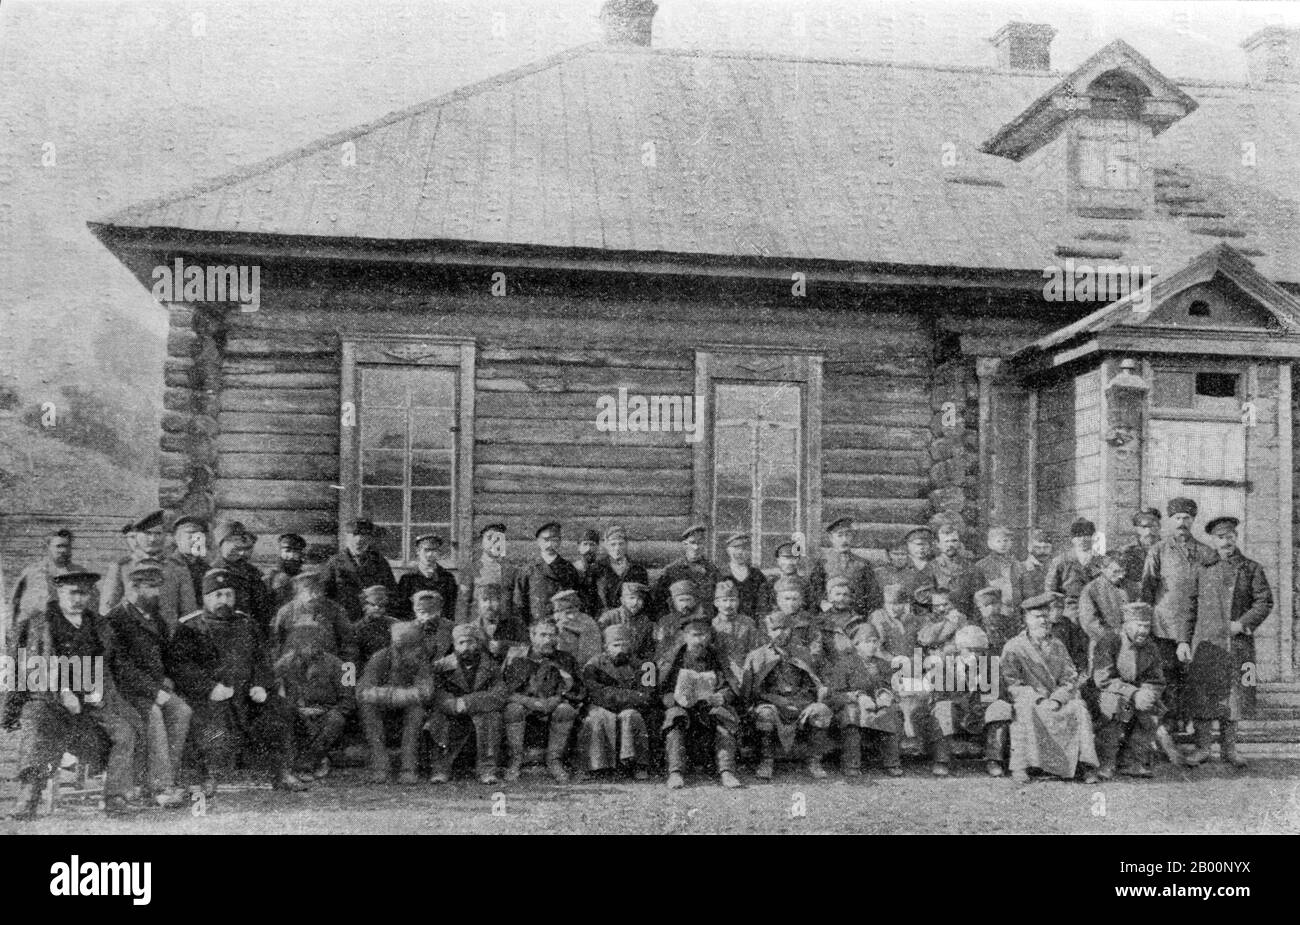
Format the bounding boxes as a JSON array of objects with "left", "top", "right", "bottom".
[
  {"left": 1241, "top": 27, "right": 1299, "bottom": 84},
  {"left": 600, "top": 0, "right": 657, "bottom": 47},
  {"left": 990, "top": 21, "right": 1057, "bottom": 72}
]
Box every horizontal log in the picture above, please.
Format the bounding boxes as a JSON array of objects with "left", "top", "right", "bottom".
[
  {"left": 471, "top": 493, "right": 692, "bottom": 517},
  {"left": 222, "top": 372, "right": 339, "bottom": 390},
  {"left": 823, "top": 424, "right": 930, "bottom": 452},
  {"left": 822, "top": 402, "right": 929, "bottom": 427},
  {"left": 474, "top": 444, "right": 690, "bottom": 469},
  {"left": 217, "top": 509, "right": 339, "bottom": 537},
  {"left": 220, "top": 388, "right": 339, "bottom": 415},
  {"left": 220, "top": 453, "right": 340, "bottom": 481},
  {"left": 477, "top": 392, "right": 620, "bottom": 420},
  {"left": 216, "top": 478, "right": 339, "bottom": 510},
  {"left": 822, "top": 473, "right": 930, "bottom": 499},
  {"left": 216, "top": 433, "right": 338, "bottom": 454},
  {"left": 824, "top": 498, "right": 933, "bottom": 521},
  {"left": 820, "top": 355, "right": 932, "bottom": 377},
  {"left": 475, "top": 419, "right": 695, "bottom": 447},
  {"left": 166, "top": 328, "right": 197, "bottom": 357},
  {"left": 822, "top": 448, "right": 928, "bottom": 476},
  {"left": 822, "top": 376, "right": 931, "bottom": 405},
  {"left": 476, "top": 365, "right": 691, "bottom": 394},
  {"left": 220, "top": 412, "right": 338, "bottom": 435},
  {"left": 224, "top": 356, "right": 340, "bottom": 375},
  {"left": 224, "top": 332, "right": 338, "bottom": 357},
  {"left": 478, "top": 346, "right": 692, "bottom": 370},
  {"left": 476, "top": 466, "right": 690, "bottom": 495}
]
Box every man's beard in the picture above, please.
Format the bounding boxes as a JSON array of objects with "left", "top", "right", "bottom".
[
  {"left": 281, "top": 560, "right": 302, "bottom": 576},
  {"left": 611, "top": 652, "right": 632, "bottom": 667},
  {"left": 137, "top": 596, "right": 161, "bottom": 615},
  {"left": 210, "top": 604, "right": 234, "bottom": 621},
  {"left": 1029, "top": 626, "right": 1048, "bottom": 642},
  {"left": 459, "top": 652, "right": 480, "bottom": 669}
]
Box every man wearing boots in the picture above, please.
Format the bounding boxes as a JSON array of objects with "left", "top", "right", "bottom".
[
  {"left": 501, "top": 619, "right": 585, "bottom": 783},
  {"left": 930, "top": 625, "right": 1012, "bottom": 778},
  {"left": 1180, "top": 516, "right": 1273, "bottom": 770},
  {"left": 357, "top": 621, "right": 434, "bottom": 785},
  {"left": 825, "top": 624, "right": 904, "bottom": 778},
  {"left": 1093, "top": 603, "right": 1173, "bottom": 779},
  {"left": 579, "top": 624, "right": 657, "bottom": 780},
  {"left": 597, "top": 580, "right": 655, "bottom": 663},
  {"left": 658, "top": 616, "right": 742, "bottom": 790},
  {"left": 742, "top": 611, "right": 833, "bottom": 782},
  {"left": 428, "top": 624, "right": 506, "bottom": 785},
  {"left": 274, "top": 625, "right": 355, "bottom": 781}
]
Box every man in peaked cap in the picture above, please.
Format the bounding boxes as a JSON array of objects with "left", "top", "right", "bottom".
[
  {"left": 1092, "top": 602, "right": 1174, "bottom": 778},
  {"left": 514, "top": 521, "right": 583, "bottom": 626},
  {"left": 168, "top": 568, "right": 307, "bottom": 794},
  {"left": 711, "top": 579, "right": 761, "bottom": 681},
  {"left": 427, "top": 623, "right": 507, "bottom": 785},
  {"left": 657, "top": 611, "right": 742, "bottom": 790},
  {"left": 893, "top": 526, "right": 940, "bottom": 604},
  {"left": 411, "top": 589, "right": 455, "bottom": 663},
  {"left": 501, "top": 618, "right": 586, "bottom": 783},
  {"left": 470, "top": 579, "right": 528, "bottom": 663},
  {"left": 1045, "top": 518, "right": 1104, "bottom": 670},
  {"left": 571, "top": 528, "right": 604, "bottom": 618},
  {"left": 550, "top": 588, "right": 601, "bottom": 667},
  {"left": 10, "top": 527, "right": 99, "bottom": 643},
  {"left": 654, "top": 578, "right": 709, "bottom": 658},
  {"left": 1140, "top": 497, "right": 1215, "bottom": 742},
  {"left": 457, "top": 522, "right": 519, "bottom": 627},
  {"left": 579, "top": 623, "right": 658, "bottom": 780},
  {"left": 587, "top": 524, "right": 651, "bottom": 617},
  {"left": 811, "top": 575, "right": 868, "bottom": 672},
  {"left": 597, "top": 579, "right": 655, "bottom": 663},
  {"left": 742, "top": 611, "right": 833, "bottom": 782},
  {"left": 1120, "top": 509, "right": 1161, "bottom": 599},
  {"left": 101, "top": 510, "right": 196, "bottom": 632},
  {"left": 651, "top": 524, "right": 720, "bottom": 621},
  {"left": 169, "top": 515, "right": 211, "bottom": 605},
  {"left": 354, "top": 585, "right": 398, "bottom": 669},
  {"left": 6, "top": 569, "right": 143, "bottom": 820},
  {"left": 825, "top": 622, "right": 904, "bottom": 778},
  {"left": 809, "top": 516, "right": 884, "bottom": 618},
  {"left": 720, "top": 532, "right": 775, "bottom": 620},
  {"left": 210, "top": 520, "right": 277, "bottom": 635},
  {"left": 323, "top": 518, "right": 398, "bottom": 624},
  {"left": 1180, "top": 515, "right": 1273, "bottom": 769},
  {"left": 774, "top": 540, "right": 816, "bottom": 612},
  {"left": 264, "top": 532, "right": 307, "bottom": 612},
  {"left": 396, "top": 533, "right": 458, "bottom": 624}
]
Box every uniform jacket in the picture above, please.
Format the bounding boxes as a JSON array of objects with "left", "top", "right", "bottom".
[
  {"left": 809, "top": 549, "right": 884, "bottom": 616},
  {"left": 456, "top": 554, "right": 520, "bottom": 625},
  {"left": 1182, "top": 549, "right": 1272, "bottom": 720},
  {"left": 397, "top": 565, "right": 459, "bottom": 623},
  {"left": 357, "top": 639, "right": 435, "bottom": 707},
  {"left": 582, "top": 653, "right": 657, "bottom": 714},
  {"left": 587, "top": 557, "right": 650, "bottom": 615},
  {"left": 323, "top": 549, "right": 398, "bottom": 623},
  {"left": 101, "top": 553, "right": 195, "bottom": 632},
  {"left": 739, "top": 643, "right": 823, "bottom": 715},
  {"left": 975, "top": 552, "right": 1026, "bottom": 615},
  {"left": 210, "top": 555, "right": 275, "bottom": 634},
  {"left": 515, "top": 555, "right": 583, "bottom": 625},
  {"left": 354, "top": 614, "right": 396, "bottom": 670},
  {"left": 168, "top": 608, "right": 274, "bottom": 727},
  {"left": 555, "top": 611, "right": 602, "bottom": 667},
  {"left": 928, "top": 551, "right": 981, "bottom": 618},
  {"left": 1045, "top": 552, "right": 1104, "bottom": 615},
  {"left": 4, "top": 601, "right": 114, "bottom": 718},
  {"left": 1019, "top": 556, "right": 1048, "bottom": 600},
  {"left": 271, "top": 598, "right": 358, "bottom": 664},
  {"left": 430, "top": 652, "right": 506, "bottom": 715},
  {"left": 720, "top": 564, "right": 775, "bottom": 619},
  {"left": 170, "top": 550, "right": 210, "bottom": 607},
  {"left": 598, "top": 605, "right": 655, "bottom": 662},
  {"left": 1141, "top": 536, "right": 1216, "bottom": 643},
  {"left": 710, "top": 613, "right": 761, "bottom": 678},
  {"left": 263, "top": 564, "right": 298, "bottom": 613},
  {"left": 651, "top": 558, "right": 720, "bottom": 619},
  {"left": 502, "top": 648, "right": 585, "bottom": 705},
  {"left": 1078, "top": 577, "right": 1129, "bottom": 643},
  {"left": 104, "top": 600, "right": 173, "bottom": 717},
  {"left": 824, "top": 652, "right": 895, "bottom": 707},
  {"left": 867, "top": 608, "right": 921, "bottom": 661},
  {"left": 274, "top": 649, "right": 356, "bottom": 715}
]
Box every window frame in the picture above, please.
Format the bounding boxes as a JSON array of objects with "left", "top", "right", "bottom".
[{"left": 340, "top": 335, "right": 476, "bottom": 568}]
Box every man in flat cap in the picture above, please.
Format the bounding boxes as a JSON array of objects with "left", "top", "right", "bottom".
[
  {"left": 598, "top": 580, "right": 656, "bottom": 663},
  {"left": 930, "top": 624, "right": 1013, "bottom": 778},
  {"left": 657, "top": 614, "right": 742, "bottom": 789},
  {"left": 105, "top": 559, "right": 191, "bottom": 809},
  {"left": 354, "top": 585, "right": 398, "bottom": 669},
  {"left": 274, "top": 624, "right": 355, "bottom": 781},
  {"left": 720, "top": 533, "right": 774, "bottom": 620},
  {"left": 1120, "top": 509, "right": 1161, "bottom": 600},
  {"left": 515, "top": 521, "right": 583, "bottom": 626},
  {"left": 168, "top": 569, "right": 307, "bottom": 794},
  {"left": 471, "top": 579, "right": 529, "bottom": 664},
  {"left": 571, "top": 528, "right": 604, "bottom": 618},
  {"left": 1180, "top": 516, "right": 1273, "bottom": 769},
  {"left": 929, "top": 522, "right": 981, "bottom": 620},
  {"left": 809, "top": 517, "right": 884, "bottom": 619},
  {"left": 1045, "top": 518, "right": 1104, "bottom": 671},
  {"left": 1092, "top": 602, "right": 1173, "bottom": 778},
  {"left": 1140, "top": 497, "right": 1215, "bottom": 741},
  {"left": 397, "top": 533, "right": 458, "bottom": 624},
  {"left": 551, "top": 588, "right": 601, "bottom": 667},
  {"left": 169, "top": 515, "right": 211, "bottom": 604},
  {"left": 270, "top": 567, "right": 358, "bottom": 665},
  {"left": 742, "top": 611, "right": 833, "bottom": 781},
  {"left": 811, "top": 575, "right": 869, "bottom": 672},
  {"left": 975, "top": 526, "right": 1027, "bottom": 629},
  {"left": 652, "top": 524, "right": 720, "bottom": 621},
  {"left": 265, "top": 533, "right": 307, "bottom": 612},
  {"left": 654, "top": 578, "right": 709, "bottom": 658},
  {"left": 774, "top": 541, "right": 817, "bottom": 612},
  {"left": 357, "top": 621, "right": 435, "bottom": 784},
  {"left": 1001, "top": 593, "right": 1100, "bottom": 785},
  {"left": 1078, "top": 555, "right": 1129, "bottom": 669},
  {"left": 586, "top": 525, "right": 650, "bottom": 617},
  {"left": 894, "top": 526, "right": 941, "bottom": 604},
  {"left": 825, "top": 623, "right": 904, "bottom": 778},
  {"left": 711, "top": 579, "right": 761, "bottom": 682},
  {"left": 579, "top": 623, "right": 658, "bottom": 780},
  {"left": 411, "top": 589, "right": 454, "bottom": 662},
  {"left": 102, "top": 511, "right": 196, "bottom": 632},
  {"left": 323, "top": 518, "right": 398, "bottom": 624},
  {"left": 501, "top": 619, "right": 586, "bottom": 783},
  {"left": 457, "top": 523, "right": 519, "bottom": 628},
  {"left": 1020, "top": 529, "right": 1054, "bottom": 601},
  {"left": 874, "top": 543, "right": 912, "bottom": 598},
  {"left": 972, "top": 586, "right": 1016, "bottom": 654},
  {"left": 210, "top": 522, "right": 276, "bottom": 636},
  {"left": 428, "top": 624, "right": 506, "bottom": 785},
  {"left": 5, "top": 570, "right": 142, "bottom": 819}
]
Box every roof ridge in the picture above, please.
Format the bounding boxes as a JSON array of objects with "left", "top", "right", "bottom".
[{"left": 94, "top": 42, "right": 601, "bottom": 227}]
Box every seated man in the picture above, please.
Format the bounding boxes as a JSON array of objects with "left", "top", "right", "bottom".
[
  {"left": 274, "top": 625, "right": 355, "bottom": 780},
  {"left": 597, "top": 580, "right": 655, "bottom": 663},
  {"left": 428, "top": 624, "right": 506, "bottom": 785},
  {"left": 867, "top": 584, "right": 920, "bottom": 661},
  {"left": 929, "top": 625, "right": 1013, "bottom": 778},
  {"left": 354, "top": 585, "right": 397, "bottom": 670},
  {"left": 551, "top": 588, "right": 601, "bottom": 667},
  {"left": 471, "top": 580, "right": 528, "bottom": 663},
  {"left": 916, "top": 587, "right": 965, "bottom": 656},
  {"left": 270, "top": 569, "right": 357, "bottom": 664},
  {"left": 1093, "top": 603, "right": 1175, "bottom": 778},
  {"left": 502, "top": 619, "right": 585, "bottom": 783},
  {"left": 654, "top": 579, "right": 707, "bottom": 658},
  {"left": 169, "top": 569, "right": 308, "bottom": 795},
  {"left": 105, "top": 560, "right": 191, "bottom": 809},
  {"left": 579, "top": 624, "right": 657, "bottom": 780},
  {"left": 972, "top": 586, "right": 1016, "bottom": 655},
  {"left": 5, "top": 570, "right": 141, "bottom": 819},
  {"left": 1001, "top": 593, "right": 1100, "bottom": 785},
  {"left": 710, "top": 580, "right": 760, "bottom": 681},
  {"left": 742, "top": 611, "right": 833, "bottom": 781},
  {"left": 411, "top": 589, "right": 454, "bottom": 662},
  {"left": 825, "top": 624, "right": 903, "bottom": 778},
  {"left": 811, "top": 575, "right": 867, "bottom": 672},
  {"left": 658, "top": 615, "right": 742, "bottom": 790},
  {"left": 357, "top": 622, "right": 434, "bottom": 785}
]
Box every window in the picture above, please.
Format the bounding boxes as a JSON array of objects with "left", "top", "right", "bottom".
[
  {"left": 1195, "top": 372, "right": 1238, "bottom": 399},
  {"left": 1187, "top": 300, "right": 1211, "bottom": 318},
  {"left": 341, "top": 337, "right": 475, "bottom": 565},
  {"left": 1077, "top": 118, "right": 1141, "bottom": 190}
]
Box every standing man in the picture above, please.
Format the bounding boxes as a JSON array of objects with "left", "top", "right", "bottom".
[
  {"left": 773, "top": 541, "right": 816, "bottom": 612},
  {"left": 653, "top": 525, "right": 720, "bottom": 620},
  {"left": 323, "top": 519, "right": 398, "bottom": 624},
  {"left": 571, "top": 529, "right": 604, "bottom": 618},
  {"left": 597, "top": 580, "right": 656, "bottom": 663},
  {"left": 975, "top": 526, "right": 1026, "bottom": 629},
  {"left": 874, "top": 544, "right": 912, "bottom": 596},
  {"left": 894, "top": 527, "right": 939, "bottom": 604},
  {"left": 210, "top": 522, "right": 276, "bottom": 636},
  {"left": 515, "top": 521, "right": 582, "bottom": 626},
  {"left": 1120, "top": 509, "right": 1161, "bottom": 599},
  {"left": 1141, "top": 497, "right": 1215, "bottom": 741},
  {"left": 720, "top": 533, "right": 774, "bottom": 620},
  {"left": 102, "top": 511, "right": 196, "bottom": 632},
  {"left": 1180, "top": 516, "right": 1273, "bottom": 769},
  {"left": 1045, "top": 518, "right": 1104, "bottom": 671},
  {"left": 396, "top": 533, "right": 458, "bottom": 623},
  {"left": 1020, "top": 528, "right": 1054, "bottom": 600},
  {"left": 587, "top": 525, "right": 650, "bottom": 616},
  {"left": 169, "top": 516, "right": 211, "bottom": 605},
  {"left": 1078, "top": 555, "right": 1130, "bottom": 660},
  {"left": 458, "top": 523, "right": 518, "bottom": 626},
  {"left": 809, "top": 517, "right": 884, "bottom": 618},
  {"left": 929, "top": 522, "right": 981, "bottom": 619},
  {"left": 264, "top": 533, "right": 307, "bottom": 612},
  {"left": 10, "top": 528, "right": 98, "bottom": 640}
]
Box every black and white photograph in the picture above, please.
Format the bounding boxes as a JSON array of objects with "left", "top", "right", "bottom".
[{"left": 0, "top": 0, "right": 1297, "bottom": 856}]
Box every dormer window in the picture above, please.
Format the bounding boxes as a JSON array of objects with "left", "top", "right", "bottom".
[{"left": 1076, "top": 118, "right": 1142, "bottom": 190}]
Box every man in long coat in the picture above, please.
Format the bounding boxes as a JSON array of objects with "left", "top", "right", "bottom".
[
  {"left": 1179, "top": 516, "right": 1272, "bottom": 769},
  {"left": 652, "top": 524, "right": 720, "bottom": 620},
  {"left": 514, "top": 521, "right": 582, "bottom": 626},
  {"left": 322, "top": 519, "right": 398, "bottom": 624}
]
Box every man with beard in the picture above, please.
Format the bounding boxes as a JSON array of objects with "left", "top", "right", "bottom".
[
  {"left": 658, "top": 615, "right": 742, "bottom": 790},
  {"left": 354, "top": 585, "right": 397, "bottom": 669},
  {"left": 1079, "top": 555, "right": 1129, "bottom": 667},
  {"left": 874, "top": 544, "right": 912, "bottom": 598},
  {"left": 579, "top": 624, "right": 657, "bottom": 780},
  {"left": 551, "top": 588, "right": 602, "bottom": 667},
  {"left": 809, "top": 517, "right": 884, "bottom": 618},
  {"left": 323, "top": 519, "right": 398, "bottom": 624},
  {"left": 515, "top": 522, "right": 583, "bottom": 626},
  {"left": 1020, "top": 529, "right": 1054, "bottom": 600},
  {"left": 274, "top": 625, "right": 354, "bottom": 781},
  {"left": 928, "top": 523, "right": 981, "bottom": 620},
  {"left": 501, "top": 619, "right": 585, "bottom": 782},
  {"left": 105, "top": 560, "right": 190, "bottom": 809},
  {"left": 397, "top": 533, "right": 458, "bottom": 623},
  {"left": 471, "top": 580, "right": 528, "bottom": 663},
  {"left": 411, "top": 589, "right": 454, "bottom": 662},
  {"left": 270, "top": 569, "right": 357, "bottom": 664},
  {"left": 570, "top": 529, "right": 604, "bottom": 618},
  {"left": 357, "top": 621, "right": 435, "bottom": 785},
  {"left": 597, "top": 580, "right": 655, "bottom": 663},
  {"left": 930, "top": 625, "right": 1013, "bottom": 778},
  {"left": 428, "top": 624, "right": 506, "bottom": 785},
  {"left": 458, "top": 523, "right": 519, "bottom": 627},
  {"left": 10, "top": 528, "right": 99, "bottom": 641},
  {"left": 654, "top": 579, "right": 709, "bottom": 658},
  {"left": 1001, "top": 593, "right": 1100, "bottom": 785},
  {"left": 1180, "top": 516, "right": 1273, "bottom": 770},
  {"left": 169, "top": 516, "right": 211, "bottom": 605},
  {"left": 1093, "top": 603, "right": 1171, "bottom": 778},
  {"left": 1120, "top": 510, "right": 1161, "bottom": 599},
  {"left": 711, "top": 580, "right": 761, "bottom": 681},
  {"left": 811, "top": 575, "right": 868, "bottom": 672},
  {"left": 102, "top": 511, "right": 196, "bottom": 632},
  {"left": 5, "top": 571, "right": 141, "bottom": 819},
  {"left": 720, "top": 533, "right": 774, "bottom": 620},
  {"left": 168, "top": 569, "right": 308, "bottom": 795},
  {"left": 742, "top": 611, "right": 833, "bottom": 781},
  {"left": 867, "top": 584, "right": 921, "bottom": 661},
  {"left": 652, "top": 525, "right": 720, "bottom": 620},
  {"left": 894, "top": 527, "right": 940, "bottom": 604},
  {"left": 587, "top": 525, "right": 650, "bottom": 616},
  {"left": 826, "top": 624, "right": 904, "bottom": 778},
  {"left": 1045, "top": 518, "right": 1103, "bottom": 671},
  {"left": 264, "top": 533, "right": 307, "bottom": 611},
  {"left": 1142, "top": 497, "right": 1215, "bottom": 742},
  {"left": 210, "top": 522, "right": 276, "bottom": 636}
]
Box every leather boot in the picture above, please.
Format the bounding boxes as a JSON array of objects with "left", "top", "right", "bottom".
[
  {"left": 931, "top": 734, "right": 952, "bottom": 777},
  {"left": 9, "top": 776, "right": 44, "bottom": 820},
  {"left": 1154, "top": 726, "right": 1185, "bottom": 767},
  {"left": 841, "top": 727, "right": 862, "bottom": 776},
  {"left": 755, "top": 732, "right": 776, "bottom": 781},
  {"left": 1220, "top": 721, "right": 1247, "bottom": 769},
  {"left": 546, "top": 717, "right": 573, "bottom": 783},
  {"left": 504, "top": 721, "right": 525, "bottom": 781},
  {"left": 985, "top": 724, "right": 1008, "bottom": 776},
  {"left": 1184, "top": 720, "right": 1214, "bottom": 766}
]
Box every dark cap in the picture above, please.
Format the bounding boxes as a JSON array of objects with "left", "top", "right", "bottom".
[
  {"left": 535, "top": 521, "right": 562, "bottom": 539},
  {"left": 480, "top": 522, "right": 507, "bottom": 537},
  {"left": 724, "top": 532, "right": 751, "bottom": 548},
  {"left": 218, "top": 521, "right": 257, "bottom": 545},
  {"left": 278, "top": 533, "right": 307, "bottom": 550},
  {"left": 172, "top": 515, "right": 209, "bottom": 532},
  {"left": 52, "top": 569, "right": 100, "bottom": 587},
  {"left": 775, "top": 541, "right": 800, "bottom": 558},
  {"left": 1167, "top": 497, "right": 1198, "bottom": 518},
  {"left": 1205, "top": 516, "right": 1240, "bottom": 537},
  {"left": 201, "top": 568, "right": 237, "bottom": 595},
  {"left": 413, "top": 533, "right": 443, "bottom": 549},
  {"left": 680, "top": 524, "right": 707, "bottom": 542},
  {"left": 1021, "top": 591, "right": 1062, "bottom": 612},
  {"left": 905, "top": 527, "right": 935, "bottom": 543},
  {"left": 1069, "top": 518, "right": 1096, "bottom": 538},
  {"left": 126, "top": 559, "right": 166, "bottom": 583},
  {"left": 346, "top": 518, "right": 376, "bottom": 536},
  {"left": 580, "top": 529, "right": 601, "bottom": 544},
  {"left": 1131, "top": 508, "right": 1161, "bottom": 528},
  {"left": 127, "top": 510, "right": 165, "bottom": 534},
  {"left": 825, "top": 517, "right": 854, "bottom": 534}
]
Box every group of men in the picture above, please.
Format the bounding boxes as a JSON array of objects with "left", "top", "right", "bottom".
[{"left": 0, "top": 497, "right": 1271, "bottom": 818}]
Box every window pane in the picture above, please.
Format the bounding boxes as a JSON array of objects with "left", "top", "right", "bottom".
[
  {"left": 411, "top": 452, "right": 453, "bottom": 487},
  {"left": 361, "top": 409, "right": 406, "bottom": 450},
  {"left": 409, "top": 371, "right": 456, "bottom": 408},
  {"left": 372, "top": 526, "right": 402, "bottom": 561},
  {"left": 765, "top": 468, "right": 799, "bottom": 498},
  {"left": 762, "top": 499, "right": 797, "bottom": 534},
  {"left": 411, "top": 489, "right": 451, "bottom": 524},
  {"left": 715, "top": 425, "right": 751, "bottom": 494},
  {"left": 410, "top": 407, "right": 455, "bottom": 449},
  {"left": 756, "top": 384, "right": 800, "bottom": 423},
  {"left": 715, "top": 497, "right": 751, "bottom": 533},
  {"left": 362, "top": 450, "right": 406, "bottom": 487},
  {"left": 362, "top": 369, "right": 408, "bottom": 408},
  {"left": 362, "top": 488, "right": 404, "bottom": 524}
]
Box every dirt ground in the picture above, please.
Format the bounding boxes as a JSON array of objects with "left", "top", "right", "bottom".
[{"left": 5, "top": 757, "right": 1299, "bottom": 835}]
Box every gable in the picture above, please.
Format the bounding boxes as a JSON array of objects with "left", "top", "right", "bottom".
[{"left": 1143, "top": 276, "right": 1286, "bottom": 331}]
